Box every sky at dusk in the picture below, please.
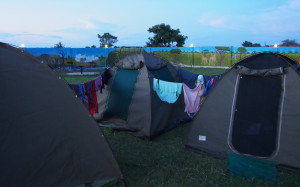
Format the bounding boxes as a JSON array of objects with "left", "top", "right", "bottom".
[{"left": 1, "top": 0, "right": 299, "bottom": 48}]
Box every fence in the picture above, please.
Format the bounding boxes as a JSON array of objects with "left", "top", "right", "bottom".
[{"left": 25, "top": 46, "right": 300, "bottom": 68}]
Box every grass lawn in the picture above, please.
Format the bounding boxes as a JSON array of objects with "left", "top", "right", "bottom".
[{"left": 59, "top": 68, "right": 300, "bottom": 186}]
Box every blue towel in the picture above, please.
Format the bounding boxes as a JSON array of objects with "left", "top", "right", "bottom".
[{"left": 153, "top": 78, "right": 182, "bottom": 103}]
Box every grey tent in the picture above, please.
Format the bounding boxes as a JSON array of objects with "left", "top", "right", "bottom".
[
  {"left": 94, "top": 53, "right": 189, "bottom": 138},
  {"left": 186, "top": 52, "right": 300, "bottom": 170},
  {"left": 0, "top": 43, "right": 122, "bottom": 186}
]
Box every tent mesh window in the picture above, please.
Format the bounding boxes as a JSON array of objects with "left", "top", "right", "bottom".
[
  {"left": 103, "top": 69, "right": 139, "bottom": 120},
  {"left": 231, "top": 75, "right": 282, "bottom": 157}
]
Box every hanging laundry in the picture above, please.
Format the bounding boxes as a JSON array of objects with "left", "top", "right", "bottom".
[
  {"left": 203, "top": 74, "right": 222, "bottom": 85},
  {"left": 177, "top": 67, "right": 198, "bottom": 89},
  {"left": 204, "top": 78, "right": 215, "bottom": 96},
  {"left": 182, "top": 83, "right": 203, "bottom": 117},
  {"left": 84, "top": 82, "right": 92, "bottom": 111},
  {"left": 78, "top": 83, "right": 88, "bottom": 107},
  {"left": 94, "top": 75, "right": 102, "bottom": 92},
  {"left": 67, "top": 70, "right": 109, "bottom": 115},
  {"left": 90, "top": 80, "right": 98, "bottom": 114},
  {"left": 100, "top": 69, "right": 112, "bottom": 93},
  {"left": 153, "top": 78, "right": 182, "bottom": 104},
  {"left": 196, "top": 75, "right": 204, "bottom": 87}
]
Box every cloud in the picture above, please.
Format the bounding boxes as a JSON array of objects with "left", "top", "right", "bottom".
[
  {"left": 197, "top": 0, "right": 300, "bottom": 38},
  {"left": 78, "top": 19, "right": 98, "bottom": 29},
  {"left": 199, "top": 13, "right": 227, "bottom": 27}
]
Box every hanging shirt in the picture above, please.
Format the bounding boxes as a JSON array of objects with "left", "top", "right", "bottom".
[
  {"left": 177, "top": 67, "right": 198, "bottom": 89},
  {"left": 153, "top": 78, "right": 182, "bottom": 104},
  {"left": 183, "top": 83, "right": 203, "bottom": 116}
]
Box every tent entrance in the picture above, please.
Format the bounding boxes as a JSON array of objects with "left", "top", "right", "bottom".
[{"left": 230, "top": 75, "right": 283, "bottom": 157}]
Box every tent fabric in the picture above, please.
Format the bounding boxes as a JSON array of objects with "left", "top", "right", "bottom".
[
  {"left": 150, "top": 66, "right": 175, "bottom": 82},
  {"left": 0, "top": 43, "right": 122, "bottom": 186},
  {"left": 186, "top": 52, "right": 300, "bottom": 170},
  {"left": 115, "top": 54, "right": 144, "bottom": 69},
  {"left": 103, "top": 68, "right": 139, "bottom": 121},
  {"left": 227, "top": 153, "right": 278, "bottom": 183},
  {"left": 237, "top": 65, "right": 285, "bottom": 76},
  {"left": 143, "top": 54, "right": 167, "bottom": 70},
  {"left": 177, "top": 67, "right": 199, "bottom": 89}
]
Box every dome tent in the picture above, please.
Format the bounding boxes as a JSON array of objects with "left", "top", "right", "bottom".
[
  {"left": 94, "top": 53, "right": 190, "bottom": 139},
  {"left": 185, "top": 52, "right": 300, "bottom": 170},
  {"left": 0, "top": 43, "right": 122, "bottom": 186}
]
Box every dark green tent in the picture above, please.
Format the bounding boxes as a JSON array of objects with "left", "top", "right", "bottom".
[
  {"left": 0, "top": 43, "right": 122, "bottom": 186},
  {"left": 186, "top": 53, "right": 300, "bottom": 170},
  {"left": 94, "top": 53, "right": 189, "bottom": 139}
]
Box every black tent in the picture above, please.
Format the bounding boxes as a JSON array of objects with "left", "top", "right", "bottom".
[{"left": 0, "top": 43, "right": 122, "bottom": 186}]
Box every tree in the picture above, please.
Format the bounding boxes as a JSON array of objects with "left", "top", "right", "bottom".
[
  {"left": 170, "top": 49, "right": 181, "bottom": 62},
  {"left": 215, "top": 46, "right": 230, "bottom": 66},
  {"left": 97, "top": 33, "right": 118, "bottom": 48},
  {"left": 146, "top": 23, "right": 188, "bottom": 47},
  {"left": 281, "top": 39, "right": 298, "bottom": 46},
  {"left": 54, "top": 42, "right": 65, "bottom": 48},
  {"left": 237, "top": 47, "right": 247, "bottom": 60},
  {"left": 241, "top": 41, "right": 261, "bottom": 47},
  {"left": 58, "top": 50, "right": 66, "bottom": 68}
]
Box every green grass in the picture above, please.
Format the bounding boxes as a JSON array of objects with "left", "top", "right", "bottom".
[
  {"left": 60, "top": 68, "right": 300, "bottom": 186},
  {"left": 101, "top": 124, "right": 300, "bottom": 186}
]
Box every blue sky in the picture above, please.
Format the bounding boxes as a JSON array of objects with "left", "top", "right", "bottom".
[{"left": 1, "top": 0, "right": 299, "bottom": 48}]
